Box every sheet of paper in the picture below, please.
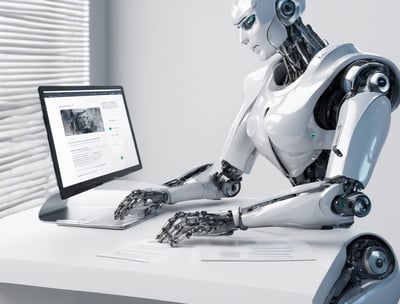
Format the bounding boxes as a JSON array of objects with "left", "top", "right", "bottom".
[
  {"left": 198, "top": 239, "right": 315, "bottom": 262},
  {"left": 97, "top": 240, "right": 188, "bottom": 263},
  {"left": 97, "top": 234, "right": 315, "bottom": 263}
]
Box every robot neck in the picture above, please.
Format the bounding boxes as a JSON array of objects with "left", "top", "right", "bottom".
[{"left": 278, "top": 18, "right": 327, "bottom": 84}]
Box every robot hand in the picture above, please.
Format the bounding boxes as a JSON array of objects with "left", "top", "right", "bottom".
[
  {"left": 156, "top": 210, "right": 238, "bottom": 247},
  {"left": 114, "top": 188, "right": 170, "bottom": 220}
]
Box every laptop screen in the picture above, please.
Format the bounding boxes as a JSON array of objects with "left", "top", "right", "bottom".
[{"left": 39, "top": 86, "right": 142, "bottom": 199}]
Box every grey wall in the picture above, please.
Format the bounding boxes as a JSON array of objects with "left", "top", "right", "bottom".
[{"left": 91, "top": 0, "right": 400, "bottom": 253}]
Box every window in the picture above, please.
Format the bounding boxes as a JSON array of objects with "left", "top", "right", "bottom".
[{"left": 0, "top": 0, "right": 89, "bottom": 217}]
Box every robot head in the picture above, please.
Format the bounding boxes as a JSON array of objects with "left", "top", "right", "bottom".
[{"left": 232, "top": 0, "right": 305, "bottom": 61}]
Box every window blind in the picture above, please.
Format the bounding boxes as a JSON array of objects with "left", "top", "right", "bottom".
[{"left": 0, "top": 0, "right": 89, "bottom": 217}]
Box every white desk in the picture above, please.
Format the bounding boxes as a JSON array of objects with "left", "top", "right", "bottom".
[{"left": 0, "top": 183, "right": 397, "bottom": 304}]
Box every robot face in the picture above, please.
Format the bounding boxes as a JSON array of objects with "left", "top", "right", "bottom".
[{"left": 232, "top": 0, "right": 289, "bottom": 61}]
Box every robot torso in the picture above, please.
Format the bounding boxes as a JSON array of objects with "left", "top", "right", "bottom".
[{"left": 223, "top": 44, "right": 400, "bottom": 185}]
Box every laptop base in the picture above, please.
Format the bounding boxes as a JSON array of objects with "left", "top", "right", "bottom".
[{"left": 39, "top": 193, "right": 146, "bottom": 230}]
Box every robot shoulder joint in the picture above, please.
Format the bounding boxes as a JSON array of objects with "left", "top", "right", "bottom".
[{"left": 342, "top": 59, "right": 400, "bottom": 111}]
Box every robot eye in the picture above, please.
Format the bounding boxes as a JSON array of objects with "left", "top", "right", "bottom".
[{"left": 242, "top": 14, "right": 256, "bottom": 30}]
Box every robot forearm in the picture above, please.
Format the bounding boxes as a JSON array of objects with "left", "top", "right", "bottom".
[
  {"left": 237, "top": 177, "right": 371, "bottom": 230},
  {"left": 238, "top": 181, "right": 351, "bottom": 229},
  {"left": 166, "top": 160, "right": 243, "bottom": 204}
]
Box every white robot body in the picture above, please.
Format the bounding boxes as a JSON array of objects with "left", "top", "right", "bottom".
[
  {"left": 238, "top": 182, "right": 350, "bottom": 229},
  {"left": 325, "top": 92, "right": 391, "bottom": 186},
  {"left": 222, "top": 43, "right": 398, "bottom": 187},
  {"left": 114, "top": 1, "right": 400, "bottom": 302}
]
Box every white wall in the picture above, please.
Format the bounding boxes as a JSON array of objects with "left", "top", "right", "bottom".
[
  {"left": 101, "top": 0, "right": 400, "bottom": 253},
  {"left": 105, "top": 0, "right": 262, "bottom": 185}
]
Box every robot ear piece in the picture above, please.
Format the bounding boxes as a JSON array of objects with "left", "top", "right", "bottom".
[{"left": 276, "top": 0, "right": 304, "bottom": 26}]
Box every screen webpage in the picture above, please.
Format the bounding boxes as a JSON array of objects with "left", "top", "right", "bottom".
[{"left": 43, "top": 88, "right": 140, "bottom": 188}]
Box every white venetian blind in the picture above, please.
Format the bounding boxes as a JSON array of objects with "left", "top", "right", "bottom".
[{"left": 0, "top": 0, "right": 89, "bottom": 217}]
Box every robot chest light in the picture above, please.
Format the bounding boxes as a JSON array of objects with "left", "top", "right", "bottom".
[{"left": 246, "top": 84, "right": 333, "bottom": 155}]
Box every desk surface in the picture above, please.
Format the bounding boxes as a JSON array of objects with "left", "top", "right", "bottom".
[{"left": 0, "top": 181, "right": 386, "bottom": 304}]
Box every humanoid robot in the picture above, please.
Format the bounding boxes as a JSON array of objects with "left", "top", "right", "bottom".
[{"left": 115, "top": 0, "right": 400, "bottom": 302}]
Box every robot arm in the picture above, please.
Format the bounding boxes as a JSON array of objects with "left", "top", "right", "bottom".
[
  {"left": 114, "top": 161, "right": 244, "bottom": 220},
  {"left": 157, "top": 60, "right": 397, "bottom": 245},
  {"left": 325, "top": 62, "right": 393, "bottom": 187}
]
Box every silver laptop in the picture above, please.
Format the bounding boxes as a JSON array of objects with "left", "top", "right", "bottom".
[{"left": 38, "top": 85, "right": 148, "bottom": 229}]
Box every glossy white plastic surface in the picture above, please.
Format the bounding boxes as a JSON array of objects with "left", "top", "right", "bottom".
[
  {"left": 232, "top": 0, "right": 287, "bottom": 60},
  {"left": 326, "top": 93, "right": 391, "bottom": 187}
]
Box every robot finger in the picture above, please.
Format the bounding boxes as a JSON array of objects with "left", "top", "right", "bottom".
[
  {"left": 114, "top": 199, "right": 130, "bottom": 220},
  {"left": 114, "top": 190, "right": 139, "bottom": 219},
  {"left": 168, "top": 228, "right": 195, "bottom": 247},
  {"left": 165, "top": 212, "right": 209, "bottom": 246},
  {"left": 167, "top": 223, "right": 198, "bottom": 247},
  {"left": 156, "top": 212, "right": 187, "bottom": 242},
  {"left": 127, "top": 194, "right": 143, "bottom": 209},
  {"left": 143, "top": 203, "right": 161, "bottom": 217}
]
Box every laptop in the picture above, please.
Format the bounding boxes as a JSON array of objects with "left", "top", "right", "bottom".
[{"left": 39, "top": 85, "right": 152, "bottom": 229}]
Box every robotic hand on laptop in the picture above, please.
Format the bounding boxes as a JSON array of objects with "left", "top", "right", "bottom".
[{"left": 114, "top": 1, "right": 400, "bottom": 301}]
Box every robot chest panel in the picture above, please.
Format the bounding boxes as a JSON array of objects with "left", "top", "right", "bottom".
[{"left": 246, "top": 82, "right": 334, "bottom": 175}]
